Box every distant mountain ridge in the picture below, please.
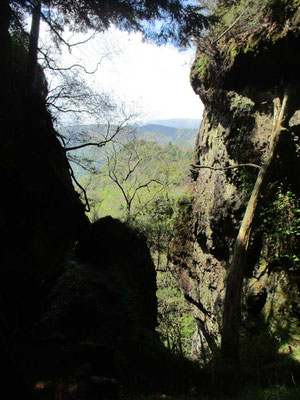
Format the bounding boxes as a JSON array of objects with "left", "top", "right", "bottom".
[
  {"left": 139, "top": 124, "right": 198, "bottom": 147},
  {"left": 60, "top": 121, "right": 200, "bottom": 148},
  {"left": 59, "top": 122, "right": 199, "bottom": 178},
  {"left": 147, "top": 118, "right": 201, "bottom": 129}
]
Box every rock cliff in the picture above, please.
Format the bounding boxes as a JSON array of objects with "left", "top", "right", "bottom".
[
  {"left": 169, "top": 0, "right": 300, "bottom": 366},
  {"left": 0, "top": 39, "right": 161, "bottom": 398}
]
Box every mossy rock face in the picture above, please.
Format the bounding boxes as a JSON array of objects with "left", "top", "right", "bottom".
[
  {"left": 172, "top": 0, "right": 300, "bottom": 366},
  {"left": 190, "top": 0, "right": 300, "bottom": 111}
]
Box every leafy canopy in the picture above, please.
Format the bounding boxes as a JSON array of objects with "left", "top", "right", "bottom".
[{"left": 10, "top": 0, "right": 209, "bottom": 46}]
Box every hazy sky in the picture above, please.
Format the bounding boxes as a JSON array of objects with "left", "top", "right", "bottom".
[{"left": 40, "top": 26, "right": 204, "bottom": 122}]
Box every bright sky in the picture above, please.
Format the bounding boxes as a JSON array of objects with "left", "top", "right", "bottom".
[{"left": 40, "top": 26, "right": 204, "bottom": 122}]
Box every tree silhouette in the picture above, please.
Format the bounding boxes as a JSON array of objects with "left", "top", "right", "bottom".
[{"left": 3, "top": 0, "right": 208, "bottom": 96}]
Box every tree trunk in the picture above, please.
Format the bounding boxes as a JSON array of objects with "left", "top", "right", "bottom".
[
  {"left": 0, "top": 0, "right": 12, "bottom": 102},
  {"left": 196, "top": 317, "right": 218, "bottom": 354},
  {"left": 26, "top": 0, "right": 42, "bottom": 95},
  {"left": 221, "top": 93, "right": 288, "bottom": 366}
]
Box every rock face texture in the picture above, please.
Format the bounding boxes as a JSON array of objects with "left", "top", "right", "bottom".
[
  {"left": 0, "top": 38, "right": 160, "bottom": 398},
  {"left": 169, "top": 1, "right": 300, "bottom": 361}
]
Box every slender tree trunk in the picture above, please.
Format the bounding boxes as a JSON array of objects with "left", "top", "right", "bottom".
[
  {"left": 221, "top": 93, "right": 288, "bottom": 365},
  {"left": 196, "top": 317, "right": 218, "bottom": 354},
  {"left": 126, "top": 202, "right": 131, "bottom": 222},
  {"left": 26, "top": 0, "right": 42, "bottom": 95},
  {"left": 0, "top": 0, "right": 12, "bottom": 102}
]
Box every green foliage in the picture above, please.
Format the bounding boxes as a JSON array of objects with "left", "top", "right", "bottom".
[
  {"left": 132, "top": 194, "right": 176, "bottom": 267},
  {"left": 139, "top": 384, "right": 300, "bottom": 400},
  {"left": 86, "top": 140, "right": 193, "bottom": 222},
  {"left": 11, "top": 0, "right": 208, "bottom": 48},
  {"left": 82, "top": 139, "right": 196, "bottom": 357},
  {"left": 260, "top": 184, "right": 300, "bottom": 273},
  {"left": 197, "top": 56, "right": 210, "bottom": 80},
  {"left": 240, "top": 385, "right": 300, "bottom": 400},
  {"left": 197, "top": 0, "right": 300, "bottom": 72},
  {"left": 237, "top": 166, "right": 258, "bottom": 195},
  {"left": 156, "top": 271, "right": 195, "bottom": 357},
  {"left": 229, "top": 43, "right": 238, "bottom": 60}
]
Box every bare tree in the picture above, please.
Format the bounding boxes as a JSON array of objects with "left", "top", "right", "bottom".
[
  {"left": 64, "top": 109, "right": 137, "bottom": 169},
  {"left": 106, "top": 137, "right": 166, "bottom": 222}
]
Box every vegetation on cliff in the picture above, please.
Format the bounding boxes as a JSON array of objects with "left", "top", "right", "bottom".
[
  {"left": 191, "top": 0, "right": 300, "bottom": 107},
  {"left": 168, "top": 0, "right": 300, "bottom": 396}
]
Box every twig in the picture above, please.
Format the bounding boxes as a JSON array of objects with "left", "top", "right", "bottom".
[
  {"left": 190, "top": 163, "right": 261, "bottom": 171},
  {"left": 213, "top": 4, "right": 250, "bottom": 44},
  {"left": 65, "top": 141, "right": 108, "bottom": 151}
]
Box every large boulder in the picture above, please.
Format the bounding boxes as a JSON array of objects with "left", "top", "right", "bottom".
[{"left": 9, "top": 217, "right": 159, "bottom": 399}]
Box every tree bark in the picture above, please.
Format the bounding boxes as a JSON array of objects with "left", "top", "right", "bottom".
[
  {"left": 221, "top": 93, "right": 288, "bottom": 365},
  {"left": 26, "top": 0, "right": 42, "bottom": 95}
]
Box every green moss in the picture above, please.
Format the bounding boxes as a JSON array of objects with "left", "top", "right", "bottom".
[
  {"left": 197, "top": 56, "right": 210, "bottom": 80},
  {"left": 213, "top": 0, "right": 300, "bottom": 63},
  {"left": 292, "top": 3, "right": 300, "bottom": 25},
  {"left": 229, "top": 92, "right": 255, "bottom": 116},
  {"left": 229, "top": 44, "right": 238, "bottom": 60},
  {"left": 243, "top": 38, "right": 261, "bottom": 55}
]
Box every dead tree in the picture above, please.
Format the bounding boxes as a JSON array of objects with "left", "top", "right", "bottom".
[
  {"left": 221, "top": 93, "right": 288, "bottom": 365},
  {"left": 191, "top": 93, "right": 289, "bottom": 364}
]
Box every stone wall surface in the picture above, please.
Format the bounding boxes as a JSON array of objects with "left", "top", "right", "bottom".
[{"left": 169, "top": 0, "right": 300, "bottom": 358}]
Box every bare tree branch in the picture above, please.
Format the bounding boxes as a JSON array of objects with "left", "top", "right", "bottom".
[
  {"left": 41, "top": 51, "right": 108, "bottom": 74},
  {"left": 40, "top": 10, "right": 71, "bottom": 51},
  {"left": 190, "top": 162, "right": 261, "bottom": 171}
]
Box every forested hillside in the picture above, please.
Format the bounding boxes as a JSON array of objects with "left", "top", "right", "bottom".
[
  {"left": 83, "top": 140, "right": 193, "bottom": 219},
  {"left": 78, "top": 137, "right": 197, "bottom": 358}
]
